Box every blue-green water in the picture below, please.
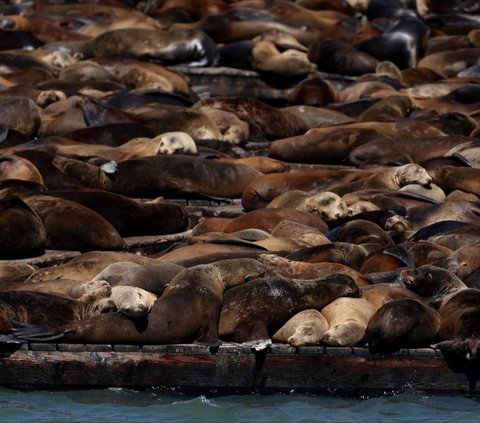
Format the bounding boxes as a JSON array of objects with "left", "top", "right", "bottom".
[{"left": 1, "top": 387, "right": 479, "bottom": 422}]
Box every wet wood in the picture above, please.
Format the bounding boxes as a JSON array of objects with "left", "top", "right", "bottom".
[{"left": 0, "top": 344, "right": 474, "bottom": 395}]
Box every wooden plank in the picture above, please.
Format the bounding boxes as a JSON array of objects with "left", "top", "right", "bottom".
[{"left": 0, "top": 344, "right": 474, "bottom": 395}]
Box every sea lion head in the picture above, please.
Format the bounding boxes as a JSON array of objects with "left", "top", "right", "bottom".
[
  {"left": 305, "top": 191, "right": 349, "bottom": 221},
  {"left": 288, "top": 323, "right": 325, "bottom": 347},
  {"left": 155, "top": 131, "right": 197, "bottom": 155},
  {"left": 395, "top": 164, "right": 432, "bottom": 188},
  {"left": 321, "top": 321, "right": 365, "bottom": 347},
  {"left": 110, "top": 286, "right": 157, "bottom": 318}
]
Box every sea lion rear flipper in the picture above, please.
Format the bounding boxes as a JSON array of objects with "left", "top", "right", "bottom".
[{"left": 10, "top": 319, "right": 66, "bottom": 342}]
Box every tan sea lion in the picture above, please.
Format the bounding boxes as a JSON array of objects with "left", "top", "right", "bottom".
[
  {"left": 271, "top": 309, "right": 329, "bottom": 346},
  {"left": 219, "top": 273, "right": 361, "bottom": 343},
  {"left": 108, "top": 286, "right": 157, "bottom": 318},
  {"left": 0, "top": 263, "right": 37, "bottom": 283},
  {"left": 320, "top": 297, "right": 376, "bottom": 347},
  {"left": 13, "top": 258, "right": 268, "bottom": 345},
  {"left": 270, "top": 220, "right": 330, "bottom": 248},
  {"left": 0, "top": 155, "right": 44, "bottom": 185},
  {"left": 361, "top": 283, "right": 425, "bottom": 311}
]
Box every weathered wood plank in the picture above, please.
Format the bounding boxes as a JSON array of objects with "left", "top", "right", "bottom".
[{"left": 0, "top": 344, "right": 474, "bottom": 395}]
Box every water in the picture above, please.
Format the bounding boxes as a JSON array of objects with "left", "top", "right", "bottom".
[{"left": 1, "top": 387, "right": 479, "bottom": 423}]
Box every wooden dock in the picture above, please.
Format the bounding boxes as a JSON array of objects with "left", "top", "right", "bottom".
[{"left": 0, "top": 343, "right": 478, "bottom": 397}]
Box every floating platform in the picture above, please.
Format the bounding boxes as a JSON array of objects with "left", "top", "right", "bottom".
[{"left": 0, "top": 343, "right": 477, "bottom": 397}]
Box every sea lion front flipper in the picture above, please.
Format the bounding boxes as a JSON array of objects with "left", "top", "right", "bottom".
[{"left": 10, "top": 319, "right": 67, "bottom": 342}]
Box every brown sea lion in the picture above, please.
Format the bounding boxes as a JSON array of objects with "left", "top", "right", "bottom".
[
  {"left": 108, "top": 286, "right": 158, "bottom": 318},
  {"left": 26, "top": 251, "right": 157, "bottom": 283},
  {"left": 0, "top": 196, "right": 46, "bottom": 259},
  {"left": 0, "top": 291, "right": 113, "bottom": 334},
  {"left": 219, "top": 273, "right": 360, "bottom": 343},
  {"left": 271, "top": 309, "right": 329, "bottom": 346},
  {"left": 46, "top": 190, "right": 189, "bottom": 237},
  {"left": 361, "top": 283, "right": 425, "bottom": 311},
  {"left": 417, "top": 48, "right": 480, "bottom": 77},
  {"left": 287, "top": 76, "right": 337, "bottom": 107},
  {"left": 364, "top": 298, "right": 441, "bottom": 354},
  {"left": 406, "top": 240, "right": 454, "bottom": 267},
  {"left": 22, "top": 194, "right": 125, "bottom": 252},
  {"left": 52, "top": 154, "right": 263, "bottom": 199},
  {"left": 222, "top": 208, "right": 328, "bottom": 234},
  {"left": 320, "top": 297, "right": 376, "bottom": 347},
  {"left": 14, "top": 258, "right": 268, "bottom": 345},
  {"left": 241, "top": 168, "right": 376, "bottom": 210},
  {"left": 0, "top": 263, "right": 37, "bottom": 283},
  {"left": 282, "top": 105, "right": 354, "bottom": 130},
  {"left": 0, "top": 97, "right": 41, "bottom": 137},
  {"left": 196, "top": 96, "right": 308, "bottom": 141},
  {"left": 429, "top": 166, "right": 480, "bottom": 197},
  {"left": 0, "top": 155, "right": 44, "bottom": 185},
  {"left": 441, "top": 241, "right": 480, "bottom": 280},
  {"left": 258, "top": 254, "right": 371, "bottom": 286},
  {"left": 270, "top": 220, "right": 330, "bottom": 248},
  {"left": 93, "top": 261, "right": 184, "bottom": 296}
]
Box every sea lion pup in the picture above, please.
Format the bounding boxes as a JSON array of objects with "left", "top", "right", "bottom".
[
  {"left": 328, "top": 164, "right": 432, "bottom": 197},
  {"left": 320, "top": 297, "right": 376, "bottom": 347},
  {"left": 258, "top": 254, "right": 371, "bottom": 286},
  {"left": 93, "top": 262, "right": 184, "bottom": 296},
  {"left": 364, "top": 298, "right": 441, "bottom": 354},
  {"left": 241, "top": 168, "right": 376, "bottom": 210},
  {"left": 219, "top": 273, "right": 360, "bottom": 344},
  {"left": 87, "top": 28, "right": 220, "bottom": 66},
  {"left": 348, "top": 135, "right": 473, "bottom": 166},
  {"left": 45, "top": 190, "right": 189, "bottom": 237},
  {"left": 272, "top": 309, "right": 329, "bottom": 347},
  {"left": 0, "top": 154, "right": 44, "bottom": 185},
  {"left": 196, "top": 96, "right": 308, "bottom": 141},
  {"left": 267, "top": 191, "right": 349, "bottom": 222},
  {"left": 52, "top": 154, "right": 263, "bottom": 199},
  {"left": 13, "top": 259, "right": 268, "bottom": 345},
  {"left": 26, "top": 251, "right": 157, "bottom": 283},
  {"left": 21, "top": 194, "right": 125, "bottom": 252}
]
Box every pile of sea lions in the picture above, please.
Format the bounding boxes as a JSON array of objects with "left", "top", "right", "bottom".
[{"left": 2, "top": 0, "right": 480, "bottom": 360}]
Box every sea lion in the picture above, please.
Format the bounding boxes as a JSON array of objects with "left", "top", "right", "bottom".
[
  {"left": 22, "top": 194, "right": 125, "bottom": 252},
  {"left": 45, "top": 190, "right": 189, "bottom": 237},
  {"left": 219, "top": 273, "right": 361, "bottom": 343},
  {"left": 364, "top": 298, "right": 441, "bottom": 354},
  {"left": 0, "top": 97, "right": 41, "bottom": 137},
  {"left": 327, "top": 219, "right": 394, "bottom": 247},
  {"left": 329, "top": 164, "right": 432, "bottom": 197},
  {"left": 0, "top": 154, "right": 44, "bottom": 185},
  {"left": 93, "top": 261, "right": 184, "bottom": 296},
  {"left": 267, "top": 190, "right": 349, "bottom": 222},
  {"left": 87, "top": 28, "right": 220, "bottom": 66},
  {"left": 0, "top": 196, "right": 46, "bottom": 259},
  {"left": 108, "top": 286, "right": 157, "bottom": 318},
  {"left": 406, "top": 240, "right": 454, "bottom": 267},
  {"left": 258, "top": 253, "right": 371, "bottom": 286},
  {"left": 0, "top": 263, "right": 37, "bottom": 283},
  {"left": 440, "top": 241, "right": 480, "bottom": 280},
  {"left": 282, "top": 105, "right": 354, "bottom": 130},
  {"left": 13, "top": 258, "right": 268, "bottom": 345},
  {"left": 361, "top": 283, "right": 425, "bottom": 311},
  {"left": 222, "top": 208, "right": 329, "bottom": 234},
  {"left": 320, "top": 297, "right": 376, "bottom": 347},
  {"left": 417, "top": 48, "right": 480, "bottom": 77},
  {"left": 270, "top": 220, "right": 330, "bottom": 248},
  {"left": 52, "top": 154, "right": 263, "bottom": 199},
  {"left": 241, "top": 168, "right": 376, "bottom": 210},
  {"left": 287, "top": 76, "right": 337, "bottom": 107},
  {"left": 271, "top": 309, "right": 329, "bottom": 346},
  {"left": 26, "top": 251, "right": 157, "bottom": 283}
]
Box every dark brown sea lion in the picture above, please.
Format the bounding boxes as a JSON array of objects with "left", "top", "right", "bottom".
[
  {"left": 287, "top": 76, "right": 337, "bottom": 107},
  {"left": 46, "top": 189, "right": 189, "bottom": 237},
  {"left": 87, "top": 28, "right": 220, "bottom": 66},
  {"left": 241, "top": 168, "right": 376, "bottom": 210},
  {"left": 0, "top": 97, "right": 41, "bottom": 137},
  {"left": 0, "top": 291, "right": 111, "bottom": 334},
  {"left": 0, "top": 196, "right": 46, "bottom": 259},
  {"left": 321, "top": 297, "right": 376, "bottom": 347},
  {"left": 327, "top": 219, "right": 393, "bottom": 247},
  {"left": 219, "top": 273, "right": 360, "bottom": 343},
  {"left": 363, "top": 298, "right": 441, "bottom": 354},
  {"left": 22, "top": 194, "right": 125, "bottom": 251},
  {"left": 196, "top": 96, "right": 308, "bottom": 141},
  {"left": 52, "top": 154, "right": 263, "bottom": 199},
  {"left": 14, "top": 258, "right": 268, "bottom": 345},
  {"left": 349, "top": 136, "right": 473, "bottom": 166}
]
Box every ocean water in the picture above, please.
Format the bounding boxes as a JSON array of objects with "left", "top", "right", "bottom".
[{"left": 0, "top": 387, "right": 479, "bottom": 423}]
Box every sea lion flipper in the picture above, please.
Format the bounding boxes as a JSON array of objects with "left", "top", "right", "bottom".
[{"left": 10, "top": 320, "right": 66, "bottom": 342}]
